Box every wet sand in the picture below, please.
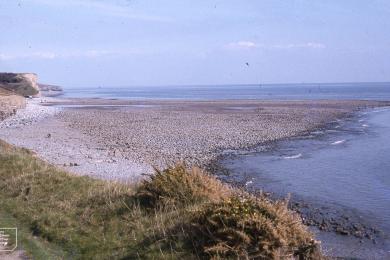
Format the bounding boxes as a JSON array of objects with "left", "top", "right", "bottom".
[{"left": 0, "top": 97, "right": 388, "bottom": 182}]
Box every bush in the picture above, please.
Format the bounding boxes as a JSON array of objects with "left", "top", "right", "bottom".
[
  {"left": 185, "top": 195, "right": 322, "bottom": 259},
  {"left": 136, "top": 164, "right": 322, "bottom": 259},
  {"left": 135, "top": 164, "right": 231, "bottom": 207}
]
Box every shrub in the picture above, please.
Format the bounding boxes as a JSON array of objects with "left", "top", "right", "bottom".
[
  {"left": 186, "top": 195, "right": 322, "bottom": 259},
  {"left": 135, "top": 164, "right": 231, "bottom": 207},
  {"left": 136, "top": 164, "right": 322, "bottom": 259}
]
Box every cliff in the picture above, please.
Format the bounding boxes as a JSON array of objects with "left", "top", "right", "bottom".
[
  {"left": 0, "top": 73, "right": 40, "bottom": 96},
  {"left": 38, "top": 83, "right": 63, "bottom": 97}
]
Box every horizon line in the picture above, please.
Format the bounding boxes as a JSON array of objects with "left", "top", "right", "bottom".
[{"left": 61, "top": 81, "right": 390, "bottom": 89}]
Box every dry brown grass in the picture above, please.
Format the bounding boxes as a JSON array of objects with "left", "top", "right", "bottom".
[
  {"left": 135, "top": 164, "right": 322, "bottom": 259},
  {"left": 136, "top": 164, "right": 232, "bottom": 207},
  {"left": 0, "top": 87, "right": 26, "bottom": 120},
  {"left": 185, "top": 196, "right": 321, "bottom": 259}
]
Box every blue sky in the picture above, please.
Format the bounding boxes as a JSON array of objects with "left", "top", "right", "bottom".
[{"left": 1, "top": 0, "right": 390, "bottom": 87}]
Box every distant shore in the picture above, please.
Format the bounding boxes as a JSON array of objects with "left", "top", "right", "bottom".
[{"left": 1, "top": 97, "right": 388, "bottom": 182}]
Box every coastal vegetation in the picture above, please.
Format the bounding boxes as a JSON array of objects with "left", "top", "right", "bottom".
[
  {"left": 0, "top": 73, "right": 39, "bottom": 97},
  {"left": 0, "top": 140, "right": 322, "bottom": 259},
  {"left": 0, "top": 88, "right": 25, "bottom": 121}
]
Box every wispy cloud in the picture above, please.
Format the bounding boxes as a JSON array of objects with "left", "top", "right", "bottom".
[
  {"left": 225, "top": 41, "right": 326, "bottom": 50},
  {"left": 26, "top": 0, "right": 171, "bottom": 22},
  {"left": 272, "top": 42, "right": 326, "bottom": 49},
  {"left": 0, "top": 49, "right": 144, "bottom": 60},
  {"left": 0, "top": 52, "right": 57, "bottom": 60},
  {"left": 226, "top": 41, "right": 258, "bottom": 50}
]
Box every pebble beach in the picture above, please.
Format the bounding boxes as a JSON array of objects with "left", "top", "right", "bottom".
[{"left": 1, "top": 97, "right": 387, "bottom": 182}]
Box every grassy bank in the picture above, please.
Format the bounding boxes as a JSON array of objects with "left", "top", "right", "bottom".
[
  {"left": 0, "top": 88, "right": 26, "bottom": 120},
  {"left": 0, "top": 140, "right": 322, "bottom": 259}
]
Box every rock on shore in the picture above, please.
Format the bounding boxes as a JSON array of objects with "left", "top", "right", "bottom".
[
  {"left": 0, "top": 98, "right": 60, "bottom": 128},
  {"left": 56, "top": 100, "right": 385, "bottom": 170}
]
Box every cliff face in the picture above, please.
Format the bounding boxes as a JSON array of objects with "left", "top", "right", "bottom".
[
  {"left": 38, "top": 83, "right": 62, "bottom": 92},
  {"left": 0, "top": 73, "right": 40, "bottom": 96},
  {"left": 38, "top": 83, "right": 63, "bottom": 97}
]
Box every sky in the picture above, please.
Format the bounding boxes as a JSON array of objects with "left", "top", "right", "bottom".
[{"left": 1, "top": 0, "right": 390, "bottom": 87}]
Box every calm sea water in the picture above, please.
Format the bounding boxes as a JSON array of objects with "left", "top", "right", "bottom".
[{"left": 63, "top": 82, "right": 390, "bottom": 100}]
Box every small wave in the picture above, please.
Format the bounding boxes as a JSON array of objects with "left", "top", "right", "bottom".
[
  {"left": 331, "top": 140, "right": 346, "bottom": 145},
  {"left": 284, "top": 153, "right": 302, "bottom": 159},
  {"left": 245, "top": 180, "right": 253, "bottom": 186},
  {"left": 362, "top": 124, "right": 369, "bottom": 127},
  {"left": 371, "top": 108, "right": 390, "bottom": 113}
]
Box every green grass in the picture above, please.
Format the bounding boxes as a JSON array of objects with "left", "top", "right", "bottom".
[
  {"left": 0, "top": 140, "right": 322, "bottom": 259},
  {"left": 0, "top": 211, "right": 65, "bottom": 259}
]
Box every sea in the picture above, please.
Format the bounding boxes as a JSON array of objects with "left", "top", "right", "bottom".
[{"left": 63, "top": 82, "right": 390, "bottom": 100}]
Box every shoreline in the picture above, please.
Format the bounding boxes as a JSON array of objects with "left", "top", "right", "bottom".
[
  {"left": 205, "top": 106, "right": 378, "bottom": 173},
  {"left": 2, "top": 98, "right": 390, "bottom": 179},
  {"left": 2, "top": 98, "right": 388, "bottom": 182},
  {"left": 218, "top": 106, "right": 390, "bottom": 259}
]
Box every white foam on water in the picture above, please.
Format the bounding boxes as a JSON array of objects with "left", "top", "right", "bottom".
[
  {"left": 245, "top": 180, "right": 253, "bottom": 186},
  {"left": 283, "top": 153, "right": 302, "bottom": 159},
  {"left": 362, "top": 124, "right": 369, "bottom": 127},
  {"left": 331, "top": 140, "right": 346, "bottom": 145},
  {"left": 371, "top": 108, "right": 390, "bottom": 113}
]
